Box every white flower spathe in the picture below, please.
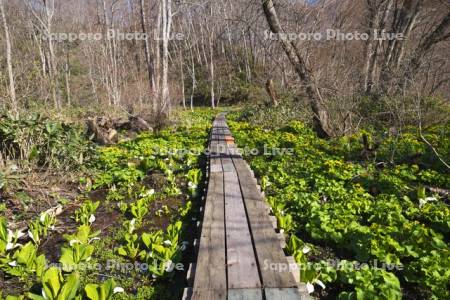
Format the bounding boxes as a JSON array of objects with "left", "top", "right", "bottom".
[
  {"left": 419, "top": 196, "right": 437, "bottom": 208},
  {"left": 12, "top": 229, "right": 26, "bottom": 240},
  {"left": 7, "top": 229, "right": 14, "bottom": 242},
  {"left": 69, "top": 239, "right": 80, "bottom": 246},
  {"left": 128, "top": 219, "right": 136, "bottom": 233},
  {"left": 89, "top": 237, "right": 101, "bottom": 243},
  {"left": 306, "top": 282, "right": 314, "bottom": 294},
  {"left": 88, "top": 214, "right": 96, "bottom": 224},
  {"left": 114, "top": 287, "right": 125, "bottom": 294},
  {"left": 140, "top": 189, "right": 155, "bottom": 197},
  {"left": 8, "top": 260, "right": 17, "bottom": 267},
  {"left": 316, "top": 279, "right": 326, "bottom": 289},
  {"left": 40, "top": 213, "right": 47, "bottom": 223},
  {"left": 28, "top": 230, "right": 37, "bottom": 243},
  {"left": 6, "top": 242, "right": 15, "bottom": 250}
]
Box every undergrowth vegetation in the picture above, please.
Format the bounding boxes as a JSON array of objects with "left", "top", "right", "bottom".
[
  {"left": 0, "top": 109, "right": 214, "bottom": 299},
  {"left": 2, "top": 105, "right": 448, "bottom": 299},
  {"left": 228, "top": 110, "right": 450, "bottom": 300},
  {"left": 0, "top": 113, "right": 94, "bottom": 171}
]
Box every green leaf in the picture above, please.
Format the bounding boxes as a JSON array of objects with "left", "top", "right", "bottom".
[
  {"left": 29, "top": 146, "right": 40, "bottom": 161},
  {"left": 15, "top": 242, "right": 37, "bottom": 267},
  {"left": 42, "top": 267, "right": 63, "bottom": 300},
  {"left": 85, "top": 284, "right": 100, "bottom": 300},
  {"left": 60, "top": 247, "right": 76, "bottom": 272},
  {"left": 35, "top": 254, "right": 47, "bottom": 279},
  {"left": 338, "top": 291, "right": 356, "bottom": 300},
  {"left": 28, "top": 294, "right": 46, "bottom": 300},
  {"left": 417, "top": 186, "right": 426, "bottom": 200},
  {"left": 0, "top": 217, "right": 7, "bottom": 241},
  {"left": 85, "top": 279, "right": 117, "bottom": 300},
  {"left": 6, "top": 296, "right": 26, "bottom": 300},
  {"left": 57, "top": 272, "right": 80, "bottom": 300},
  {"left": 117, "top": 247, "right": 128, "bottom": 257},
  {"left": 431, "top": 237, "right": 446, "bottom": 249},
  {"left": 0, "top": 217, "right": 7, "bottom": 254}
]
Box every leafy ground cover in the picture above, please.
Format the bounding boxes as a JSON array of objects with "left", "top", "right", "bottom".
[
  {"left": 2, "top": 107, "right": 448, "bottom": 299},
  {"left": 228, "top": 113, "right": 450, "bottom": 300},
  {"left": 0, "top": 113, "right": 94, "bottom": 171},
  {"left": 1, "top": 113, "right": 95, "bottom": 240},
  {"left": 1, "top": 109, "right": 215, "bottom": 299}
]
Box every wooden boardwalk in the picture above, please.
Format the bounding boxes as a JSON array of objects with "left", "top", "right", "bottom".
[{"left": 185, "top": 114, "right": 309, "bottom": 300}]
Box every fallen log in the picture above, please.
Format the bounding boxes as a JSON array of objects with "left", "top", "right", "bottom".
[
  {"left": 86, "top": 118, "right": 119, "bottom": 145},
  {"left": 117, "top": 116, "right": 153, "bottom": 133},
  {"left": 86, "top": 115, "right": 153, "bottom": 145}
]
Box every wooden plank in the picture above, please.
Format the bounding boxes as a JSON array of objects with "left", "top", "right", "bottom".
[
  {"left": 286, "top": 256, "right": 300, "bottom": 283},
  {"left": 228, "top": 289, "right": 263, "bottom": 300},
  {"left": 269, "top": 215, "right": 277, "bottom": 228},
  {"left": 222, "top": 163, "right": 235, "bottom": 172},
  {"left": 231, "top": 154, "right": 299, "bottom": 289},
  {"left": 194, "top": 115, "right": 303, "bottom": 299},
  {"left": 209, "top": 147, "right": 222, "bottom": 173},
  {"left": 222, "top": 154, "right": 261, "bottom": 289},
  {"left": 192, "top": 117, "right": 227, "bottom": 299},
  {"left": 191, "top": 289, "right": 226, "bottom": 300},
  {"left": 277, "top": 232, "right": 287, "bottom": 248},
  {"left": 192, "top": 170, "right": 226, "bottom": 293},
  {"left": 265, "top": 288, "right": 310, "bottom": 300}
]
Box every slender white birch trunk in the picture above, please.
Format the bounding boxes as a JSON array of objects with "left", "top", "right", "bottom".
[{"left": 1, "top": 0, "right": 17, "bottom": 113}]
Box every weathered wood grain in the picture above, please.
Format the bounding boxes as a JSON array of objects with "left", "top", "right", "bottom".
[
  {"left": 265, "top": 288, "right": 310, "bottom": 300},
  {"left": 191, "top": 114, "right": 309, "bottom": 300},
  {"left": 228, "top": 289, "right": 263, "bottom": 300},
  {"left": 223, "top": 169, "right": 261, "bottom": 289},
  {"left": 192, "top": 167, "right": 226, "bottom": 293},
  {"left": 231, "top": 149, "right": 299, "bottom": 289},
  {"left": 192, "top": 289, "right": 226, "bottom": 300},
  {"left": 222, "top": 129, "right": 261, "bottom": 289}
]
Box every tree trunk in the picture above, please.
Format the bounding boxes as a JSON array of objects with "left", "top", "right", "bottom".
[
  {"left": 206, "top": 4, "right": 215, "bottom": 109},
  {"left": 262, "top": 0, "right": 331, "bottom": 138},
  {"left": 43, "top": 0, "right": 60, "bottom": 110},
  {"left": 209, "top": 35, "right": 215, "bottom": 109},
  {"left": 408, "top": 12, "right": 450, "bottom": 80},
  {"left": 379, "top": 0, "right": 421, "bottom": 92},
  {"left": 1, "top": 0, "right": 17, "bottom": 114},
  {"left": 139, "top": 0, "right": 155, "bottom": 106},
  {"left": 265, "top": 78, "right": 279, "bottom": 106},
  {"left": 154, "top": 2, "right": 162, "bottom": 114},
  {"left": 188, "top": 37, "right": 196, "bottom": 112},
  {"left": 363, "top": 0, "right": 393, "bottom": 94},
  {"left": 160, "top": 0, "right": 172, "bottom": 114},
  {"left": 178, "top": 46, "right": 186, "bottom": 109},
  {"left": 64, "top": 49, "right": 71, "bottom": 106}
]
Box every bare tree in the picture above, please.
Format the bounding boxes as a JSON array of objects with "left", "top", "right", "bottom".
[
  {"left": 0, "top": 0, "right": 446, "bottom": 125},
  {"left": 262, "top": 0, "right": 332, "bottom": 138},
  {"left": 26, "top": 0, "right": 62, "bottom": 109},
  {"left": 363, "top": 0, "right": 393, "bottom": 94},
  {"left": 139, "top": 0, "right": 156, "bottom": 108},
  {"left": 1, "top": 0, "right": 17, "bottom": 113},
  {"left": 160, "top": 0, "right": 172, "bottom": 113}
]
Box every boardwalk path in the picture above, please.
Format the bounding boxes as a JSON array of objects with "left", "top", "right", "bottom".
[{"left": 185, "top": 114, "right": 309, "bottom": 300}]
